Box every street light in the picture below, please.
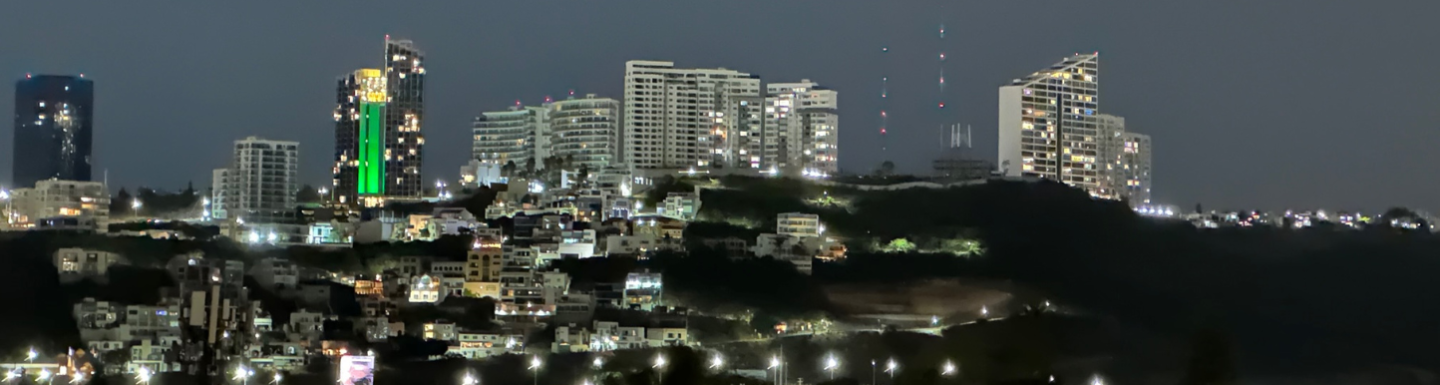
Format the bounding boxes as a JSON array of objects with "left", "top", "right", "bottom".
[
  {"left": 592, "top": 357, "right": 603, "bottom": 369},
  {"left": 653, "top": 354, "right": 667, "bottom": 369},
  {"left": 132, "top": 199, "right": 142, "bottom": 210},
  {"left": 768, "top": 356, "right": 782, "bottom": 385},
  {"left": 884, "top": 358, "right": 897, "bottom": 382},
  {"left": 5, "top": 369, "right": 18, "bottom": 382},
  {"left": 823, "top": 356, "right": 839, "bottom": 379},
  {"left": 136, "top": 368, "right": 152, "bottom": 384},
  {"left": 461, "top": 372, "right": 477, "bottom": 385},
  {"left": 941, "top": 360, "right": 956, "bottom": 376},
  {"left": 26, "top": 348, "right": 37, "bottom": 362},
  {"left": 234, "top": 366, "right": 252, "bottom": 385},
  {"left": 37, "top": 369, "right": 51, "bottom": 384},
  {"left": 69, "top": 373, "right": 83, "bottom": 384},
  {"left": 709, "top": 354, "right": 724, "bottom": 370},
  {"left": 273, "top": 373, "right": 282, "bottom": 385},
  {"left": 529, "top": 356, "right": 542, "bottom": 385}
]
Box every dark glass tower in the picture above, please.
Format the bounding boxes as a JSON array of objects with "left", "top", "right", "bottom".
[
  {"left": 384, "top": 38, "right": 425, "bottom": 198},
  {"left": 12, "top": 75, "right": 94, "bottom": 188}
]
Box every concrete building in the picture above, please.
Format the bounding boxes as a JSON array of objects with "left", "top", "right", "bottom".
[
  {"left": 465, "top": 237, "right": 503, "bottom": 299},
  {"left": 622, "top": 60, "right": 762, "bottom": 169},
  {"left": 660, "top": 191, "right": 700, "bottom": 221},
  {"left": 777, "top": 212, "right": 821, "bottom": 238},
  {"left": 248, "top": 257, "right": 299, "bottom": 292},
  {"left": 12, "top": 74, "right": 94, "bottom": 189},
  {"left": 384, "top": 38, "right": 427, "bottom": 199},
  {"left": 226, "top": 137, "right": 299, "bottom": 224},
  {"left": 333, "top": 37, "right": 426, "bottom": 206},
  {"left": 622, "top": 271, "right": 662, "bottom": 311},
  {"left": 764, "top": 80, "right": 839, "bottom": 176},
  {"left": 1098, "top": 114, "right": 1152, "bottom": 205},
  {"left": 998, "top": 53, "right": 1104, "bottom": 197},
  {"left": 9, "top": 178, "right": 110, "bottom": 230},
  {"left": 210, "top": 168, "right": 230, "bottom": 220},
  {"left": 549, "top": 94, "right": 620, "bottom": 169},
  {"left": 473, "top": 105, "right": 547, "bottom": 171},
  {"left": 1118, "top": 132, "right": 1152, "bottom": 204},
  {"left": 54, "top": 248, "right": 122, "bottom": 283}
]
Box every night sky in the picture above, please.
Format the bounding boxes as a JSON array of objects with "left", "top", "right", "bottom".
[{"left": 3, "top": 1, "right": 1437, "bottom": 212}]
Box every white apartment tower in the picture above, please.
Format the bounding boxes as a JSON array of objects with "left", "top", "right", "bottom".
[
  {"left": 473, "top": 105, "right": 549, "bottom": 170},
  {"left": 765, "top": 80, "right": 839, "bottom": 176},
  {"left": 1098, "top": 114, "right": 1153, "bottom": 205},
  {"left": 622, "top": 60, "right": 761, "bottom": 169},
  {"left": 998, "top": 53, "right": 1104, "bottom": 197},
  {"left": 549, "top": 95, "right": 620, "bottom": 169},
  {"left": 227, "top": 137, "right": 299, "bottom": 224},
  {"left": 1118, "top": 132, "right": 1152, "bottom": 204}
]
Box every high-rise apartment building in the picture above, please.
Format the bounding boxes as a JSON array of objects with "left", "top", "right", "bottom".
[
  {"left": 998, "top": 53, "right": 1103, "bottom": 197},
  {"left": 334, "top": 68, "right": 388, "bottom": 206},
  {"left": 12, "top": 75, "right": 94, "bottom": 188},
  {"left": 549, "top": 95, "right": 620, "bottom": 170},
  {"left": 385, "top": 38, "right": 426, "bottom": 198},
  {"left": 764, "top": 80, "right": 839, "bottom": 176},
  {"left": 1098, "top": 114, "right": 1153, "bottom": 205},
  {"left": 227, "top": 137, "right": 298, "bottom": 224},
  {"left": 622, "top": 61, "right": 761, "bottom": 169},
  {"left": 333, "top": 37, "right": 425, "bottom": 206},
  {"left": 211, "top": 168, "right": 230, "bottom": 220},
  {"left": 1118, "top": 132, "right": 1152, "bottom": 204},
  {"left": 473, "top": 105, "right": 547, "bottom": 170}
]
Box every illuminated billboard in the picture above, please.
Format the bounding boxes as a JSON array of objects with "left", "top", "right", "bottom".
[
  {"left": 338, "top": 355, "right": 375, "bottom": 385},
  {"left": 355, "top": 69, "right": 387, "bottom": 196}
]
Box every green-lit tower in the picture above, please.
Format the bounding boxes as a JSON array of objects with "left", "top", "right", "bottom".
[{"left": 334, "top": 68, "right": 387, "bottom": 206}]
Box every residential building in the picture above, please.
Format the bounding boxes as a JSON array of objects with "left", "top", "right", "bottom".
[
  {"left": 248, "top": 257, "right": 299, "bottom": 292},
  {"left": 753, "top": 234, "right": 815, "bottom": 275},
  {"left": 54, "top": 248, "right": 122, "bottom": 283},
  {"left": 998, "top": 53, "right": 1104, "bottom": 197},
  {"left": 549, "top": 94, "right": 620, "bottom": 169},
  {"left": 226, "top": 137, "right": 299, "bottom": 224},
  {"left": 777, "top": 213, "right": 821, "bottom": 238},
  {"left": 464, "top": 237, "right": 503, "bottom": 299},
  {"left": 210, "top": 168, "right": 230, "bottom": 219},
  {"left": 622, "top": 271, "right": 662, "bottom": 311},
  {"left": 1118, "top": 132, "right": 1152, "bottom": 204},
  {"left": 385, "top": 37, "right": 426, "bottom": 199},
  {"left": 765, "top": 80, "right": 839, "bottom": 176},
  {"left": 422, "top": 321, "right": 457, "bottom": 343},
  {"left": 473, "top": 105, "right": 547, "bottom": 170},
  {"left": 660, "top": 191, "right": 700, "bottom": 221},
  {"left": 622, "top": 60, "right": 762, "bottom": 169},
  {"left": 8, "top": 178, "right": 109, "bottom": 230},
  {"left": 12, "top": 74, "right": 93, "bottom": 188},
  {"left": 332, "top": 37, "right": 426, "bottom": 207}
]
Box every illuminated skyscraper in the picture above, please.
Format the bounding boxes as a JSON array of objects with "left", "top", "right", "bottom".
[
  {"left": 998, "top": 53, "right": 1103, "bottom": 197},
  {"left": 764, "top": 80, "right": 838, "bottom": 177},
  {"left": 12, "top": 75, "right": 93, "bottom": 188},
  {"left": 622, "top": 60, "right": 760, "bottom": 169},
  {"left": 333, "top": 37, "right": 425, "bottom": 206},
  {"left": 334, "top": 68, "right": 388, "bottom": 206},
  {"left": 385, "top": 38, "right": 425, "bottom": 198}
]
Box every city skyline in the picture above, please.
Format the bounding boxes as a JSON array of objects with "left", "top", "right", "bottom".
[{"left": 2, "top": 1, "right": 1439, "bottom": 212}]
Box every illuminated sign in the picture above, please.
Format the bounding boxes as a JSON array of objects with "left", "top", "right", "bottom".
[{"left": 338, "top": 355, "right": 375, "bottom": 385}]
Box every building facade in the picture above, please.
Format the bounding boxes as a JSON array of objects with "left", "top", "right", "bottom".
[
  {"left": 385, "top": 38, "right": 426, "bottom": 199},
  {"left": 765, "top": 81, "right": 839, "bottom": 176},
  {"left": 13, "top": 75, "right": 94, "bottom": 188},
  {"left": 622, "top": 60, "right": 761, "bottom": 169},
  {"left": 473, "top": 106, "right": 546, "bottom": 170},
  {"left": 1098, "top": 114, "right": 1153, "bottom": 205},
  {"left": 549, "top": 95, "right": 619, "bottom": 170},
  {"left": 333, "top": 37, "right": 426, "bottom": 206},
  {"left": 9, "top": 178, "right": 110, "bottom": 228},
  {"left": 998, "top": 53, "right": 1103, "bottom": 197},
  {"left": 227, "top": 137, "right": 298, "bottom": 224}
]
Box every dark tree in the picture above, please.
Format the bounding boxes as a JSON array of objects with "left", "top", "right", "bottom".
[
  {"left": 1179, "top": 327, "right": 1238, "bottom": 385},
  {"left": 111, "top": 188, "right": 133, "bottom": 215},
  {"left": 296, "top": 184, "right": 323, "bottom": 203}
]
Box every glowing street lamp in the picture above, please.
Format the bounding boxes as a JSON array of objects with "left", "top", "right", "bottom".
[
  {"left": 136, "top": 368, "right": 152, "bottom": 384},
  {"left": 234, "top": 366, "right": 252, "bottom": 385},
  {"left": 272, "top": 373, "right": 283, "bottom": 385},
  {"left": 69, "top": 373, "right": 83, "bottom": 384},
  {"left": 37, "top": 369, "right": 51, "bottom": 383},
  {"left": 592, "top": 357, "right": 603, "bottom": 369},
  {"left": 5, "top": 370, "right": 19, "bottom": 382},
  {"left": 653, "top": 354, "right": 667, "bottom": 369},
  {"left": 709, "top": 354, "right": 724, "bottom": 370},
  {"left": 528, "top": 356, "right": 542, "bottom": 385},
  {"left": 941, "top": 360, "right": 956, "bottom": 376},
  {"left": 885, "top": 358, "right": 897, "bottom": 381},
  {"left": 26, "top": 348, "right": 37, "bottom": 362},
  {"left": 461, "top": 372, "right": 477, "bottom": 385},
  {"left": 132, "top": 199, "right": 142, "bottom": 210},
  {"left": 823, "top": 356, "right": 839, "bottom": 379}
]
